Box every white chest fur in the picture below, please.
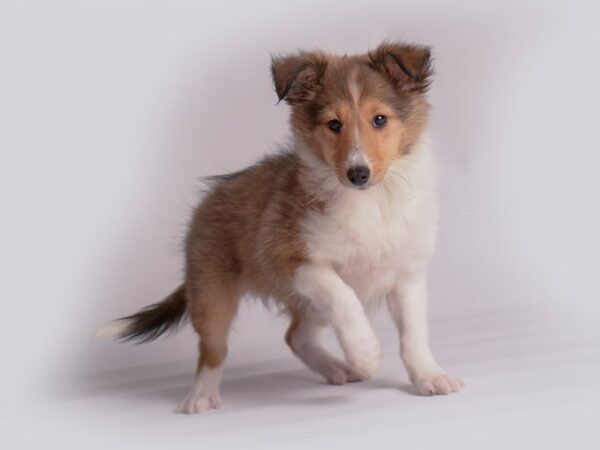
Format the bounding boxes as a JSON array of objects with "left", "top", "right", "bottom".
[{"left": 299, "top": 146, "right": 439, "bottom": 309}]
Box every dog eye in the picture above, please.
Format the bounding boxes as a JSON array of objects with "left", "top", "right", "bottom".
[
  {"left": 373, "top": 115, "right": 387, "bottom": 128},
  {"left": 327, "top": 119, "right": 342, "bottom": 133}
]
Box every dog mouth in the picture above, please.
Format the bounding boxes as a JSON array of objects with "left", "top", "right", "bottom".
[{"left": 348, "top": 183, "right": 370, "bottom": 191}]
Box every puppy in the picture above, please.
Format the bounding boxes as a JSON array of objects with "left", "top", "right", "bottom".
[{"left": 97, "top": 41, "right": 464, "bottom": 414}]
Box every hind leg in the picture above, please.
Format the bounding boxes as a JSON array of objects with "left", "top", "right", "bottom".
[
  {"left": 286, "top": 310, "right": 367, "bottom": 385},
  {"left": 176, "top": 280, "right": 239, "bottom": 414}
]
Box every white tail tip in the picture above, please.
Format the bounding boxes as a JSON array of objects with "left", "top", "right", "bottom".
[{"left": 94, "top": 319, "right": 133, "bottom": 340}]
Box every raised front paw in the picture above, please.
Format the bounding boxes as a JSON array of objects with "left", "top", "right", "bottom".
[
  {"left": 346, "top": 338, "right": 383, "bottom": 380},
  {"left": 316, "top": 357, "right": 371, "bottom": 385},
  {"left": 412, "top": 372, "right": 464, "bottom": 395}
]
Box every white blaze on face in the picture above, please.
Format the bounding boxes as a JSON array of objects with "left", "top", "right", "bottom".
[
  {"left": 347, "top": 147, "right": 369, "bottom": 169},
  {"left": 346, "top": 72, "right": 371, "bottom": 170}
]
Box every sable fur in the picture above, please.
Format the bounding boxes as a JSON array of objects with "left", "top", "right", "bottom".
[{"left": 99, "top": 41, "right": 464, "bottom": 414}]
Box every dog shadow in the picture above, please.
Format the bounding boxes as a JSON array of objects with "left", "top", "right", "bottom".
[{"left": 68, "top": 357, "right": 415, "bottom": 413}]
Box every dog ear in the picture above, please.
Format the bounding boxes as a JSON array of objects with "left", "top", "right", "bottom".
[
  {"left": 369, "top": 42, "right": 433, "bottom": 94},
  {"left": 271, "top": 51, "right": 327, "bottom": 104}
]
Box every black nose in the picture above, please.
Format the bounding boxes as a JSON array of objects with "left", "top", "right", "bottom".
[{"left": 347, "top": 166, "right": 371, "bottom": 186}]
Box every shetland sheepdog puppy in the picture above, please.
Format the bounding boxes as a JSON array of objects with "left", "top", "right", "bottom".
[{"left": 97, "top": 41, "right": 464, "bottom": 414}]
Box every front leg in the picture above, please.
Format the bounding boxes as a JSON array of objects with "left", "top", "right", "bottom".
[
  {"left": 293, "top": 263, "right": 382, "bottom": 379},
  {"left": 387, "top": 274, "right": 464, "bottom": 395}
]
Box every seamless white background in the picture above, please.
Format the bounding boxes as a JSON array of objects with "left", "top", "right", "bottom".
[{"left": 1, "top": 1, "right": 599, "bottom": 449}]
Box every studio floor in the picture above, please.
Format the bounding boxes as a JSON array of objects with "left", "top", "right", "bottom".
[{"left": 23, "top": 307, "right": 600, "bottom": 449}]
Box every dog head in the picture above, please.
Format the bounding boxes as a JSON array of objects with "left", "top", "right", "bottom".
[{"left": 272, "top": 41, "right": 433, "bottom": 189}]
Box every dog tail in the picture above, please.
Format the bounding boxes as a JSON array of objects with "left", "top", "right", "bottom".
[{"left": 95, "top": 285, "right": 188, "bottom": 343}]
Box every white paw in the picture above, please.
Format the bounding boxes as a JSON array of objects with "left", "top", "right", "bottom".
[
  {"left": 175, "top": 391, "right": 221, "bottom": 414},
  {"left": 318, "top": 358, "right": 370, "bottom": 385},
  {"left": 412, "top": 372, "right": 464, "bottom": 395},
  {"left": 345, "top": 335, "right": 382, "bottom": 380}
]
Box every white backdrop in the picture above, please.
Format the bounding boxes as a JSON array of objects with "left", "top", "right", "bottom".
[{"left": 2, "top": 1, "right": 599, "bottom": 448}]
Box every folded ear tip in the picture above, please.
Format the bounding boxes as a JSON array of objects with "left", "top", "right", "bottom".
[
  {"left": 370, "top": 41, "right": 434, "bottom": 93},
  {"left": 269, "top": 51, "right": 327, "bottom": 104}
]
